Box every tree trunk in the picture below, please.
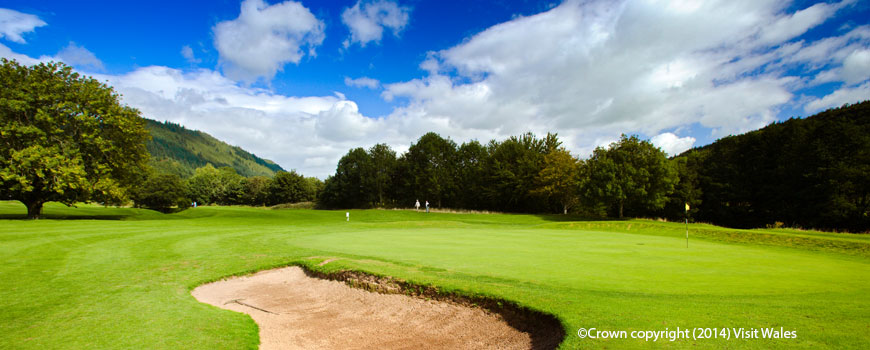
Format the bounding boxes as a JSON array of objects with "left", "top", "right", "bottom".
[
  {"left": 25, "top": 200, "right": 44, "bottom": 220},
  {"left": 618, "top": 200, "right": 624, "bottom": 219}
]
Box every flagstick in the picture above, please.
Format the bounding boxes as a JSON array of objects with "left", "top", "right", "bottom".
[{"left": 685, "top": 203, "right": 690, "bottom": 248}]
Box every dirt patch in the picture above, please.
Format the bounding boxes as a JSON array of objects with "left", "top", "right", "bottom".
[{"left": 192, "top": 266, "right": 564, "bottom": 349}]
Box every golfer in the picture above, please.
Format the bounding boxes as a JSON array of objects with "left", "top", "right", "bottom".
[
  {"left": 415, "top": 199, "right": 420, "bottom": 211},
  {"left": 346, "top": 212, "right": 349, "bottom": 221},
  {"left": 425, "top": 200, "right": 429, "bottom": 213}
]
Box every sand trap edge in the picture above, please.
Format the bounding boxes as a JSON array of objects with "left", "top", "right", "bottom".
[
  {"left": 300, "top": 264, "right": 567, "bottom": 350},
  {"left": 191, "top": 262, "right": 567, "bottom": 349}
]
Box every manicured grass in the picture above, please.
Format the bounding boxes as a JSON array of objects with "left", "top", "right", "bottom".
[{"left": 1, "top": 201, "right": 868, "bottom": 349}]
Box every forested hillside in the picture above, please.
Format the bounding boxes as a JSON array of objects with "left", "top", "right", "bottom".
[
  {"left": 673, "top": 101, "right": 870, "bottom": 231},
  {"left": 145, "top": 119, "right": 284, "bottom": 178}
]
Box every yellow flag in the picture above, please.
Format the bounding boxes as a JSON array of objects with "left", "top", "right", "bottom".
[{"left": 685, "top": 203, "right": 690, "bottom": 212}]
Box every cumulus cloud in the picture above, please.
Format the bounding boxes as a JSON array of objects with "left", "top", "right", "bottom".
[
  {"left": 383, "top": 0, "right": 864, "bottom": 156},
  {"left": 56, "top": 42, "right": 104, "bottom": 71},
  {"left": 651, "top": 133, "right": 696, "bottom": 157},
  {"left": 344, "top": 76, "right": 380, "bottom": 89},
  {"left": 93, "top": 66, "right": 358, "bottom": 177},
  {"left": 84, "top": 65, "right": 432, "bottom": 178},
  {"left": 341, "top": 0, "right": 410, "bottom": 48},
  {"left": 314, "top": 100, "right": 382, "bottom": 141},
  {"left": 841, "top": 49, "right": 870, "bottom": 85},
  {"left": 0, "top": 8, "right": 46, "bottom": 43},
  {"left": 213, "top": 0, "right": 325, "bottom": 82},
  {"left": 180, "top": 45, "right": 201, "bottom": 64},
  {"left": 1, "top": 40, "right": 102, "bottom": 70}
]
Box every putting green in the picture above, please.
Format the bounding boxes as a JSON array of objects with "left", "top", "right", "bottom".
[{"left": 294, "top": 228, "right": 868, "bottom": 295}]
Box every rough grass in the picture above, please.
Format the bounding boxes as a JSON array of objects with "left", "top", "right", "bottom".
[{"left": 1, "top": 201, "right": 868, "bottom": 349}]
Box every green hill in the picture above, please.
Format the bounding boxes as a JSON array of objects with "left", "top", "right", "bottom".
[{"left": 144, "top": 119, "right": 284, "bottom": 178}]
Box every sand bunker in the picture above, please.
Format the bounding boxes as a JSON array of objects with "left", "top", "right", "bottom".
[{"left": 192, "top": 266, "right": 559, "bottom": 349}]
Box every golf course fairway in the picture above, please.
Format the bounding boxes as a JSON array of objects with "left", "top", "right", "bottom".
[{"left": 1, "top": 201, "right": 868, "bottom": 349}]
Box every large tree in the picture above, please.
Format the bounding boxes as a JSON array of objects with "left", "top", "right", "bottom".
[
  {"left": 484, "top": 132, "right": 559, "bottom": 212},
  {"left": 186, "top": 164, "right": 222, "bottom": 205},
  {"left": 581, "top": 135, "right": 677, "bottom": 218},
  {"left": 401, "top": 132, "right": 458, "bottom": 208},
  {"left": 455, "top": 140, "right": 489, "bottom": 210},
  {"left": 533, "top": 147, "right": 580, "bottom": 214},
  {"left": 267, "top": 170, "right": 309, "bottom": 205},
  {"left": 0, "top": 59, "right": 150, "bottom": 219},
  {"left": 367, "top": 143, "right": 397, "bottom": 207},
  {"left": 131, "top": 172, "right": 189, "bottom": 213},
  {"left": 241, "top": 176, "right": 271, "bottom": 206},
  {"left": 318, "top": 148, "right": 372, "bottom": 208}
]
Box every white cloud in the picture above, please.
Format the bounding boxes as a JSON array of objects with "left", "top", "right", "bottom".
[
  {"left": 0, "top": 8, "right": 46, "bottom": 43},
  {"left": 94, "top": 66, "right": 359, "bottom": 178},
  {"left": 87, "top": 65, "right": 442, "bottom": 178},
  {"left": 757, "top": 1, "right": 844, "bottom": 45},
  {"left": 1, "top": 41, "right": 103, "bottom": 70},
  {"left": 788, "top": 26, "right": 870, "bottom": 87},
  {"left": 344, "top": 76, "right": 380, "bottom": 89},
  {"left": 213, "top": 0, "right": 325, "bottom": 82},
  {"left": 180, "top": 45, "right": 200, "bottom": 64},
  {"left": 805, "top": 81, "right": 870, "bottom": 113},
  {"left": 651, "top": 133, "right": 696, "bottom": 157},
  {"left": 841, "top": 49, "right": 870, "bottom": 85},
  {"left": 314, "top": 100, "right": 382, "bottom": 141},
  {"left": 0, "top": 42, "right": 50, "bottom": 65},
  {"left": 382, "top": 0, "right": 864, "bottom": 157},
  {"left": 56, "top": 42, "right": 104, "bottom": 71},
  {"left": 0, "top": 11, "right": 104, "bottom": 71},
  {"left": 341, "top": 0, "right": 410, "bottom": 48}
]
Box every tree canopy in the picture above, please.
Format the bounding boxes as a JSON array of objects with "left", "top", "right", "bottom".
[
  {"left": 131, "top": 172, "right": 189, "bottom": 212},
  {"left": 582, "top": 135, "right": 677, "bottom": 218},
  {"left": 533, "top": 146, "right": 581, "bottom": 214},
  {"left": 0, "top": 59, "right": 150, "bottom": 219}
]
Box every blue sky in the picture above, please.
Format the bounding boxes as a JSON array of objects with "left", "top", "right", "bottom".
[{"left": 1, "top": 0, "right": 869, "bottom": 177}]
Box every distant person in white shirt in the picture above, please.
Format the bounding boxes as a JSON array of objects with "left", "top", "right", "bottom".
[
  {"left": 415, "top": 199, "right": 420, "bottom": 211},
  {"left": 346, "top": 212, "right": 349, "bottom": 221},
  {"left": 425, "top": 200, "right": 429, "bottom": 213}
]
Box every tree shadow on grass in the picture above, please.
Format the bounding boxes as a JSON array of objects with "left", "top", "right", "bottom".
[
  {"left": 0, "top": 213, "right": 130, "bottom": 220},
  {"left": 0, "top": 201, "right": 186, "bottom": 221}
]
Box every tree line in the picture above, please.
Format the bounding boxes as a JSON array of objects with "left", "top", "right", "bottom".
[
  {"left": 673, "top": 101, "right": 870, "bottom": 232},
  {"left": 318, "top": 132, "right": 677, "bottom": 218},
  {"left": 130, "top": 164, "right": 323, "bottom": 212},
  {"left": 319, "top": 101, "right": 870, "bottom": 232}
]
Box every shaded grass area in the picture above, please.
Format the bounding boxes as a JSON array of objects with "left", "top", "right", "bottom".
[{"left": 1, "top": 201, "right": 869, "bottom": 349}]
